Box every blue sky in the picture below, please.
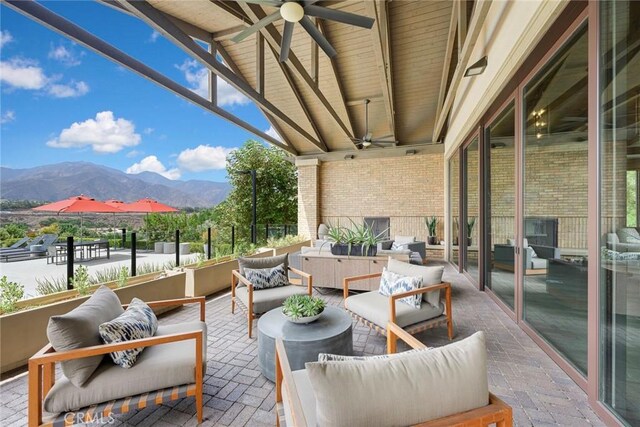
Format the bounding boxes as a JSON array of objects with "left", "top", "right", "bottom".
[{"left": 0, "top": 1, "right": 279, "bottom": 182}]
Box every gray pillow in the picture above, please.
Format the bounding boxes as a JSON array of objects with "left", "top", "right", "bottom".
[
  {"left": 99, "top": 298, "right": 158, "bottom": 368},
  {"left": 238, "top": 253, "right": 288, "bottom": 276},
  {"left": 47, "top": 285, "right": 124, "bottom": 387},
  {"left": 387, "top": 258, "right": 444, "bottom": 306},
  {"left": 306, "top": 332, "right": 488, "bottom": 427},
  {"left": 618, "top": 228, "right": 640, "bottom": 244},
  {"left": 244, "top": 263, "right": 289, "bottom": 290}
]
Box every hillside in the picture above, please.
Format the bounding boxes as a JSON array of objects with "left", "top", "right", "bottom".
[{"left": 0, "top": 162, "right": 231, "bottom": 208}]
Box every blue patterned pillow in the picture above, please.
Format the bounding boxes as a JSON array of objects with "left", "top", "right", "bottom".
[
  {"left": 602, "top": 247, "right": 640, "bottom": 261},
  {"left": 98, "top": 298, "right": 158, "bottom": 368},
  {"left": 379, "top": 268, "right": 423, "bottom": 309},
  {"left": 391, "top": 241, "right": 407, "bottom": 251},
  {"left": 244, "top": 263, "right": 289, "bottom": 290}
]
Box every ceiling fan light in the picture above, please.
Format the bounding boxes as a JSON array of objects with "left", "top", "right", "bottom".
[
  {"left": 361, "top": 141, "right": 372, "bottom": 147},
  {"left": 281, "top": 2, "right": 304, "bottom": 23}
]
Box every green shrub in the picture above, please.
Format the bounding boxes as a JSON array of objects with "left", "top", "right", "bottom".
[
  {"left": 71, "top": 265, "right": 91, "bottom": 296},
  {"left": 0, "top": 276, "right": 24, "bottom": 313},
  {"left": 266, "top": 234, "right": 307, "bottom": 248},
  {"left": 117, "top": 266, "right": 129, "bottom": 288},
  {"left": 36, "top": 276, "right": 68, "bottom": 295},
  {"left": 282, "top": 295, "right": 325, "bottom": 320}
]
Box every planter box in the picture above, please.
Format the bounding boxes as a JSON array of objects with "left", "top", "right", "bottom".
[
  {"left": 273, "top": 240, "right": 311, "bottom": 256},
  {"left": 154, "top": 242, "right": 165, "bottom": 253},
  {"left": 330, "top": 244, "right": 377, "bottom": 257},
  {"left": 179, "top": 242, "right": 190, "bottom": 255},
  {"left": 0, "top": 272, "right": 186, "bottom": 374},
  {"left": 164, "top": 242, "right": 176, "bottom": 254},
  {"left": 184, "top": 250, "right": 275, "bottom": 298}
]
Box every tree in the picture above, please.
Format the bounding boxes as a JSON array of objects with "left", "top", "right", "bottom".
[{"left": 215, "top": 140, "right": 297, "bottom": 238}]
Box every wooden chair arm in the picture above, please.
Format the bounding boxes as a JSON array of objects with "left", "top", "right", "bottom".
[
  {"left": 29, "top": 330, "right": 203, "bottom": 365},
  {"left": 275, "top": 338, "right": 309, "bottom": 427},
  {"left": 417, "top": 393, "right": 512, "bottom": 426},
  {"left": 389, "top": 282, "right": 451, "bottom": 302},
  {"left": 288, "top": 266, "right": 313, "bottom": 295},
  {"left": 231, "top": 269, "right": 253, "bottom": 288},
  {"left": 343, "top": 272, "right": 383, "bottom": 299},
  {"left": 387, "top": 322, "right": 427, "bottom": 352},
  {"left": 123, "top": 296, "right": 206, "bottom": 321}
]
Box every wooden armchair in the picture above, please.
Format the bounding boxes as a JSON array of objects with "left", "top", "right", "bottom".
[
  {"left": 29, "top": 297, "right": 206, "bottom": 427},
  {"left": 343, "top": 269, "right": 453, "bottom": 340},
  {"left": 275, "top": 322, "right": 512, "bottom": 427},
  {"left": 232, "top": 265, "right": 312, "bottom": 338}
]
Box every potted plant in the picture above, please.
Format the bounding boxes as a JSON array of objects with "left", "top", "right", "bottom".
[
  {"left": 453, "top": 217, "right": 459, "bottom": 246},
  {"left": 325, "top": 221, "right": 387, "bottom": 256},
  {"left": 467, "top": 217, "right": 476, "bottom": 246},
  {"left": 425, "top": 216, "right": 438, "bottom": 245},
  {"left": 282, "top": 294, "right": 325, "bottom": 324}
]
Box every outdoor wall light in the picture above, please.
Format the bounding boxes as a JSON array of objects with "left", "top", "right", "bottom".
[
  {"left": 280, "top": 1, "right": 304, "bottom": 22},
  {"left": 405, "top": 149, "right": 417, "bottom": 156},
  {"left": 464, "top": 56, "right": 488, "bottom": 77}
]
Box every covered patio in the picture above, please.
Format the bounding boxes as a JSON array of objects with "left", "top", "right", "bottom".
[{"left": 0, "top": 261, "right": 604, "bottom": 426}]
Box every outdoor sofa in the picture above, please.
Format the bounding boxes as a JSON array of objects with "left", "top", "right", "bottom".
[
  {"left": 377, "top": 235, "right": 426, "bottom": 264},
  {"left": 493, "top": 238, "right": 559, "bottom": 275}
]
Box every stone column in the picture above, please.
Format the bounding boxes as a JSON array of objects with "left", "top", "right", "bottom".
[{"left": 296, "top": 159, "right": 320, "bottom": 241}]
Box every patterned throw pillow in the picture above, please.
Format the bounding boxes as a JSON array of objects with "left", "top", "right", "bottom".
[
  {"left": 378, "top": 268, "right": 423, "bottom": 309},
  {"left": 391, "top": 241, "right": 406, "bottom": 251},
  {"left": 99, "top": 298, "right": 158, "bottom": 368},
  {"left": 318, "top": 348, "right": 426, "bottom": 362},
  {"left": 601, "top": 247, "right": 640, "bottom": 261},
  {"left": 618, "top": 228, "right": 640, "bottom": 244},
  {"left": 244, "top": 263, "right": 289, "bottom": 290}
]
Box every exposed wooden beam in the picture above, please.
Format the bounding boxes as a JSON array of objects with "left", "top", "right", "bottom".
[
  {"left": 231, "top": 1, "right": 355, "bottom": 140},
  {"left": 209, "top": 38, "right": 217, "bottom": 105},
  {"left": 118, "top": 0, "right": 323, "bottom": 150},
  {"left": 215, "top": 43, "right": 293, "bottom": 150},
  {"left": 457, "top": 0, "right": 467, "bottom": 59},
  {"left": 3, "top": 0, "right": 296, "bottom": 155},
  {"left": 432, "top": 0, "right": 492, "bottom": 143},
  {"left": 256, "top": 33, "right": 264, "bottom": 96},
  {"left": 310, "top": 18, "right": 319, "bottom": 85},
  {"left": 364, "top": 0, "right": 396, "bottom": 141},
  {"left": 435, "top": 0, "right": 458, "bottom": 124},
  {"left": 212, "top": 25, "right": 248, "bottom": 41}
]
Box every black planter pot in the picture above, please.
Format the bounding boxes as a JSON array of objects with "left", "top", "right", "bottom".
[
  {"left": 330, "top": 244, "right": 377, "bottom": 256},
  {"left": 428, "top": 236, "right": 438, "bottom": 245}
]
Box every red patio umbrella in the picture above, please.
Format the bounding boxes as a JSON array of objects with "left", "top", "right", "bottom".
[
  {"left": 122, "top": 198, "right": 178, "bottom": 213},
  {"left": 104, "top": 199, "right": 127, "bottom": 209},
  {"left": 33, "top": 195, "right": 123, "bottom": 241}
]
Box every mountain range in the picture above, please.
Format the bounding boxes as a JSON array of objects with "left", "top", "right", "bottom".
[{"left": 0, "top": 162, "right": 231, "bottom": 208}]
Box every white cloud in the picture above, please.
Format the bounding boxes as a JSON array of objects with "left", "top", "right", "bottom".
[
  {"left": 47, "top": 111, "right": 141, "bottom": 154},
  {"left": 48, "top": 44, "right": 83, "bottom": 66},
  {"left": 149, "top": 30, "right": 161, "bottom": 43},
  {"left": 143, "top": 127, "right": 154, "bottom": 135},
  {"left": 176, "top": 59, "right": 249, "bottom": 106},
  {"left": 0, "top": 110, "right": 15, "bottom": 124},
  {"left": 0, "top": 58, "right": 48, "bottom": 90},
  {"left": 177, "top": 145, "right": 234, "bottom": 172},
  {"left": 126, "top": 150, "right": 143, "bottom": 158},
  {"left": 126, "top": 155, "right": 180, "bottom": 180},
  {"left": 0, "top": 30, "right": 13, "bottom": 48},
  {"left": 264, "top": 126, "right": 283, "bottom": 142},
  {"left": 47, "top": 81, "right": 89, "bottom": 98}
]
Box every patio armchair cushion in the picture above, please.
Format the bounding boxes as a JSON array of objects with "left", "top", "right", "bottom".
[
  {"left": 244, "top": 263, "right": 289, "bottom": 290},
  {"left": 238, "top": 253, "right": 288, "bottom": 276},
  {"left": 46, "top": 286, "right": 124, "bottom": 387},
  {"left": 394, "top": 235, "right": 416, "bottom": 244},
  {"left": 44, "top": 321, "right": 207, "bottom": 414},
  {"left": 235, "top": 284, "right": 308, "bottom": 314},
  {"left": 346, "top": 291, "right": 444, "bottom": 329},
  {"left": 387, "top": 258, "right": 444, "bottom": 306},
  {"left": 618, "top": 227, "right": 640, "bottom": 244},
  {"left": 98, "top": 298, "right": 158, "bottom": 368},
  {"left": 303, "top": 332, "right": 488, "bottom": 427}
]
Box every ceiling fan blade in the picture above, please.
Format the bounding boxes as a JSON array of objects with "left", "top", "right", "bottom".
[
  {"left": 302, "top": 0, "right": 321, "bottom": 6},
  {"left": 241, "top": 0, "right": 282, "bottom": 6},
  {"left": 371, "top": 140, "right": 398, "bottom": 144},
  {"left": 372, "top": 142, "right": 397, "bottom": 148},
  {"left": 364, "top": 132, "right": 373, "bottom": 141},
  {"left": 304, "top": 4, "right": 375, "bottom": 29},
  {"left": 375, "top": 134, "right": 395, "bottom": 140},
  {"left": 299, "top": 16, "right": 337, "bottom": 57},
  {"left": 280, "top": 21, "right": 294, "bottom": 62},
  {"left": 232, "top": 11, "right": 281, "bottom": 43}
]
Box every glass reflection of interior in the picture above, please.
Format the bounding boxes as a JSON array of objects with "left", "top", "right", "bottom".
[
  {"left": 599, "top": 1, "right": 640, "bottom": 425},
  {"left": 464, "top": 139, "right": 479, "bottom": 283},
  {"left": 486, "top": 102, "right": 516, "bottom": 309},
  {"left": 450, "top": 153, "right": 460, "bottom": 266},
  {"left": 522, "top": 24, "right": 589, "bottom": 375}
]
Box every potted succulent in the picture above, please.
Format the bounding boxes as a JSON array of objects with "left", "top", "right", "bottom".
[
  {"left": 467, "top": 217, "right": 476, "bottom": 246},
  {"left": 425, "top": 216, "right": 438, "bottom": 245},
  {"left": 282, "top": 294, "right": 326, "bottom": 324}
]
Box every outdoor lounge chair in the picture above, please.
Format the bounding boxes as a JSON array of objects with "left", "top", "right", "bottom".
[
  {"left": 274, "top": 323, "right": 513, "bottom": 427},
  {"left": 231, "top": 254, "right": 313, "bottom": 338},
  {"left": 28, "top": 287, "right": 206, "bottom": 427},
  {"left": 343, "top": 258, "right": 453, "bottom": 340},
  {"left": 0, "top": 236, "right": 31, "bottom": 251}
]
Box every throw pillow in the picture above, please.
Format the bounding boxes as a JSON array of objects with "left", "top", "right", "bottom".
[
  {"left": 244, "top": 263, "right": 289, "bottom": 290},
  {"left": 99, "top": 298, "right": 158, "bottom": 368},
  {"left": 238, "top": 253, "right": 288, "bottom": 276},
  {"left": 601, "top": 247, "right": 640, "bottom": 261},
  {"left": 618, "top": 228, "right": 640, "bottom": 244},
  {"left": 378, "top": 268, "right": 423, "bottom": 309},
  {"left": 391, "top": 241, "right": 406, "bottom": 251},
  {"left": 47, "top": 285, "right": 124, "bottom": 387}
]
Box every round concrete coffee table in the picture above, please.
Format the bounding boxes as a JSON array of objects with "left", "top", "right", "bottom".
[{"left": 258, "top": 306, "right": 353, "bottom": 381}]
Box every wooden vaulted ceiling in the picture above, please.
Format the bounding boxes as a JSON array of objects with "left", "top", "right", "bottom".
[{"left": 144, "top": 0, "right": 456, "bottom": 155}]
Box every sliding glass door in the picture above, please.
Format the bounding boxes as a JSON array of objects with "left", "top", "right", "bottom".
[
  {"left": 463, "top": 138, "right": 480, "bottom": 283},
  {"left": 485, "top": 102, "right": 516, "bottom": 309}
]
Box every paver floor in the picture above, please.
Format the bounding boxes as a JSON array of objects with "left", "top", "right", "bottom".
[{"left": 0, "top": 261, "right": 606, "bottom": 426}]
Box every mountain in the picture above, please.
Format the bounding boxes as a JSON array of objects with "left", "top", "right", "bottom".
[{"left": 0, "top": 162, "right": 231, "bottom": 208}]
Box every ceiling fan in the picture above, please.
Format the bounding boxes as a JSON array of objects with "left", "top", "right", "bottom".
[
  {"left": 351, "top": 99, "right": 397, "bottom": 149},
  {"left": 232, "top": 0, "right": 375, "bottom": 62}
]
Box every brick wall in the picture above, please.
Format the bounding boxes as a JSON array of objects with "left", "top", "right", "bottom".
[{"left": 297, "top": 162, "right": 320, "bottom": 239}]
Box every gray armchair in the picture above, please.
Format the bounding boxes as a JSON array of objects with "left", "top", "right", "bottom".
[
  {"left": 493, "top": 240, "right": 559, "bottom": 275},
  {"left": 377, "top": 235, "right": 426, "bottom": 263},
  {"left": 607, "top": 228, "right": 640, "bottom": 252}
]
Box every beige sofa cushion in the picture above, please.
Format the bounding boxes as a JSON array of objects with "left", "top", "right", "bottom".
[
  {"left": 394, "top": 235, "right": 416, "bottom": 244},
  {"left": 345, "top": 291, "right": 444, "bottom": 329},
  {"left": 238, "top": 253, "right": 288, "bottom": 276},
  {"left": 387, "top": 258, "right": 444, "bottom": 306},
  {"left": 305, "top": 332, "right": 488, "bottom": 427},
  {"left": 44, "top": 321, "right": 207, "bottom": 414},
  {"left": 46, "top": 286, "right": 124, "bottom": 387},
  {"left": 235, "top": 284, "right": 308, "bottom": 314}
]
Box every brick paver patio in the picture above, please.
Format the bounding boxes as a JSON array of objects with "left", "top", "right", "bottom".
[{"left": 0, "top": 260, "right": 605, "bottom": 426}]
